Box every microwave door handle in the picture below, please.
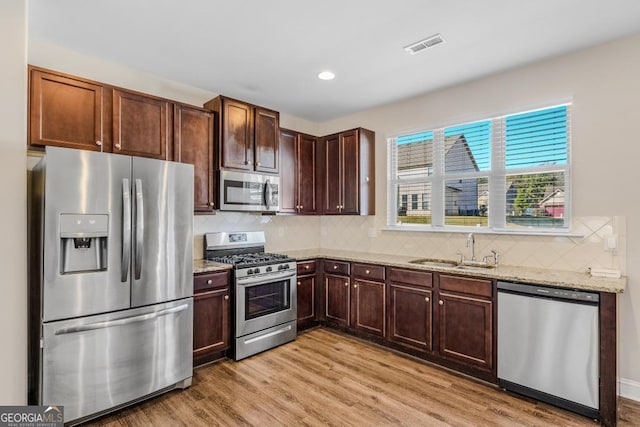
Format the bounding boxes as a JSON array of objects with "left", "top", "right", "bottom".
[
  {"left": 121, "top": 179, "right": 131, "bottom": 282},
  {"left": 134, "top": 179, "right": 144, "bottom": 280},
  {"left": 263, "top": 179, "right": 271, "bottom": 210}
]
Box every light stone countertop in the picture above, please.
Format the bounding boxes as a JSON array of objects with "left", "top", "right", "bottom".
[
  {"left": 279, "top": 249, "right": 626, "bottom": 294},
  {"left": 193, "top": 259, "right": 233, "bottom": 274}
]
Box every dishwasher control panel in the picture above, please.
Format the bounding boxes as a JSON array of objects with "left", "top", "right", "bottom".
[{"left": 497, "top": 281, "right": 599, "bottom": 303}]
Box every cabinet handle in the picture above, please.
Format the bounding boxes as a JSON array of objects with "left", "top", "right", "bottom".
[
  {"left": 439, "top": 300, "right": 443, "bottom": 305},
  {"left": 336, "top": 205, "right": 340, "bottom": 209},
  {"left": 354, "top": 284, "right": 358, "bottom": 288},
  {"left": 333, "top": 265, "right": 338, "bottom": 270},
  {"left": 209, "top": 202, "right": 215, "bottom": 207},
  {"left": 305, "top": 265, "right": 310, "bottom": 270},
  {"left": 224, "top": 295, "right": 229, "bottom": 300},
  {"left": 245, "top": 160, "right": 249, "bottom": 165},
  {"left": 365, "top": 269, "right": 370, "bottom": 274},
  {"left": 95, "top": 140, "right": 102, "bottom": 146},
  {"left": 207, "top": 279, "right": 213, "bottom": 285},
  {"left": 344, "top": 282, "right": 349, "bottom": 287},
  {"left": 297, "top": 281, "right": 301, "bottom": 286},
  {"left": 425, "top": 297, "right": 430, "bottom": 302},
  {"left": 300, "top": 205, "right": 303, "bottom": 209},
  {"left": 256, "top": 162, "right": 261, "bottom": 167},
  {"left": 115, "top": 143, "right": 122, "bottom": 150}
]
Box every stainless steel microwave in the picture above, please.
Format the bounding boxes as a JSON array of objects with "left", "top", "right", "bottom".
[{"left": 218, "top": 170, "right": 279, "bottom": 212}]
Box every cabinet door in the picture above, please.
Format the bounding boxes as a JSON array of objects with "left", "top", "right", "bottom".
[
  {"left": 351, "top": 279, "right": 385, "bottom": 337},
  {"left": 29, "top": 69, "right": 106, "bottom": 151},
  {"left": 325, "top": 274, "right": 350, "bottom": 327},
  {"left": 388, "top": 283, "right": 432, "bottom": 352},
  {"left": 193, "top": 287, "right": 230, "bottom": 361},
  {"left": 221, "top": 98, "right": 253, "bottom": 170},
  {"left": 340, "top": 130, "right": 360, "bottom": 214},
  {"left": 298, "top": 134, "right": 319, "bottom": 214},
  {"left": 113, "top": 89, "right": 170, "bottom": 160},
  {"left": 438, "top": 292, "right": 493, "bottom": 370},
  {"left": 279, "top": 128, "right": 297, "bottom": 213},
  {"left": 323, "top": 134, "right": 341, "bottom": 214},
  {"left": 174, "top": 105, "right": 215, "bottom": 212},
  {"left": 254, "top": 107, "right": 279, "bottom": 173},
  {"left": 297, "top": 275, "right": 316, "bottom": 322}
]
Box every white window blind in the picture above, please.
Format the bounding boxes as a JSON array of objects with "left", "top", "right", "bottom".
[{"left": 387, "top": 104, "right": 571, "bottom": 232}]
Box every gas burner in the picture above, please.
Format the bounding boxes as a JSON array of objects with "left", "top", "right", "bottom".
[{"left": 208, "top": 252, "right": 293, "bottom": 268}]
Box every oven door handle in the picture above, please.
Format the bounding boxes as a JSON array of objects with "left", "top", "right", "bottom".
[{"left": 236, "top": 270, "right": 295, "bottom": 286}]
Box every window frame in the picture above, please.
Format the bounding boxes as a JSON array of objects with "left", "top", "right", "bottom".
[{"left": 386, "top": 104, "right": 572, "bottom": 235}]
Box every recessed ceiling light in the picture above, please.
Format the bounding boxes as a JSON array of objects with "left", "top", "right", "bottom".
[{"left": 318, "top": 71, "right": 335, "bottom": 80}]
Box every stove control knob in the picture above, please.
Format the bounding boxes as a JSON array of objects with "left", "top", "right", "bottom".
[
  {"left": 278, "top": 265, "right": 284, "bottom": 270},
  {"left": 247, "top": 269, "right": 254, "bottom": 275},
  {"left": 283, "top": 264, "right": 290, "bottom": 269},
  {"left": 254, "top": 268, "right": 261, "bottom": 274},
  {"left": 266, "top": 266, "right": 272, "bottom": 272}
]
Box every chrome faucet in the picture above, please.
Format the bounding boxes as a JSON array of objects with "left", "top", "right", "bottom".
[{"left": 466, "top": 233, "right": 476, "bottom": 261}]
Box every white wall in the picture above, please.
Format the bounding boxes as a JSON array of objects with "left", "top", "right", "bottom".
[
  {"left": 0, "top": 0, "right": 27, "bottom": 404},
  {"left": 317, "top": 33, "right": 640, "bottom": 395}
]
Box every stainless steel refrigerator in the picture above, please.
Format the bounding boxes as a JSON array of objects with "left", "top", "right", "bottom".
[{"left": 28, "top": 146, "right": 194, "bottom": 424}]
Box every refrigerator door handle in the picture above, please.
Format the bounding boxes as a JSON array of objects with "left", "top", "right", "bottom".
[
  {"left": 134, "top": 178, "right": 144, "bottom": 280},
  {"left": 53, "top": 303, "right": 189, "bottom": 335},
  {"left": 121, "top": 179, "right": 131, "bottom": 282}
]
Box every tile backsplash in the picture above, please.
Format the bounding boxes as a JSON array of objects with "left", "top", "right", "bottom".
[{"left": 194, "top": 213, "right": 625, "bottom": 275}]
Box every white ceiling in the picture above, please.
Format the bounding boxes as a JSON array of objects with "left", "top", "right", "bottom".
[{"left": 28, "top": 0, "right": 640, "bottom": 122}]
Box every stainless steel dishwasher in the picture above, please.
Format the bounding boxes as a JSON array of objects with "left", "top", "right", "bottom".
[{"left": 497, "top": 281, "right": 599, "bottom": 419}]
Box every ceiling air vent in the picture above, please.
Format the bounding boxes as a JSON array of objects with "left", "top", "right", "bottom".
[{"left": 404, "top": 33, "right": 445, "bottom": 55}]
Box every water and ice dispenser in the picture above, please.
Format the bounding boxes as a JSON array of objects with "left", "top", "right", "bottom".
[{"left": 59, "top": 214, "right": 109, "bottom": 274}]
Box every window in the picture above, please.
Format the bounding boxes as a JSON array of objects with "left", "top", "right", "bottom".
[{"left": 387, "top": 104, "right": 570, "bottom": 232}]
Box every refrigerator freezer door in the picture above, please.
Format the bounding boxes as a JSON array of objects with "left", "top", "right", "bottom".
[
  {"left": 42, "top": 147, "right": 132, "bottom": 322},
  {"left": 131, "top": 157, "right": 193, "bottom": 307},
  {"left": 41, "top": 298, "right": 193, "bottom": 423}
]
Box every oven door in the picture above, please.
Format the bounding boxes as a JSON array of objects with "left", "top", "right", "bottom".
[{"left": 236, "top": 270, "right": 296, "bottom": 337}]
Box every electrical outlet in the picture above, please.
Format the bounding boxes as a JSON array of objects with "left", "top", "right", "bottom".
[{"left": 604, "top": 234, "right": 618, "bottom": 251}]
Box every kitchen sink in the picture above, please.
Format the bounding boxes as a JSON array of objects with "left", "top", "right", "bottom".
[
  {"left": 408, "top": 258, "right": 496, "bottom": 270},
  {"left": 408, "top": 259, "right": 459, "bottom": 268}
]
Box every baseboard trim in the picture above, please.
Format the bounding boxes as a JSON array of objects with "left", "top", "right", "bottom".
[{"left": 619, "top": 377, "right": 640, "bottom": 402}]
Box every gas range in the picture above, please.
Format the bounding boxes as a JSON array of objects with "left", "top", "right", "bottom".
[{"left": 203, "top": 231, "right": 297, "bottom": 360}]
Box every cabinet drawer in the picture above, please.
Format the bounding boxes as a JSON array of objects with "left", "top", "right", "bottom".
[
  {"left": 194, "top": 271, "right": 230, "bottom": 293},
  {"left": 324, "top": 260, "right": 350, "bottom": 276},
  {"left": 388, "top": 268, "right": 433, "bottom": 288},
  {"left": 439, "top": 274, "right": 492, "bottom": 298},
  {"left": 352, "top": 263, "right": 385, "bottom": 281},
  {"left": 297, "top": 260, "right": 316, "bottom": 275}
]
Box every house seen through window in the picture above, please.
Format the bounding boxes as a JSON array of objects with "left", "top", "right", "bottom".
[{"left": 387, "top": 104, "right": 570, "bottom": 231}]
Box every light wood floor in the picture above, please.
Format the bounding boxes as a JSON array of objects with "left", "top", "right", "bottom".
[{"left": 90, "top": 328, "right": 640, "bottom": 426}]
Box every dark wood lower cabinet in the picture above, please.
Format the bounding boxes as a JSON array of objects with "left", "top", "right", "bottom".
[
  {"left": 438, "top": 292, "right": 492, "bottom": 371},
  {"left": 324, "top": 274, "right": 350, "bottom": 327},
  {"left": 297, "top": 275, "right": 316, "bottom": 323},
  {"left": 388, "top": 283, "right": 433, "bottom": 352},
  {"left": 351, "top": 279, "right": 385, "bottom": 337},
  {"left": 193, "top": 272, "right": 230, "bottom": 366}
]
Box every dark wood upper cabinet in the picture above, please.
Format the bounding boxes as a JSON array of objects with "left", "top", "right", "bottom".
[
  {"left": 204, "top": 96, "right": 279, "bottom": 174},
  {"left": 29, "top": 68, "right": 109, "bottom": 152},
  {"left": 322, "top": 128, "right": 375, "bottom": 215},
  {"left": 323, "top": 134, "right": 341, "bottom": 214},
  {"left": 437, "top": 275, "right": 493, "bottom": 371},
  {"left": 280, "top": 129, "right": 320, "bottom": 214},
  {"left": 174, "top": 104, "right": 216, "bottom": 212},
  {"left": 279, "top": 129, "right": 297, "bottom": 214},
  {"left": 113, "top": 89, "right": 171, "bottom": 160},
  {"left": 254, "top": 107, "right": 279, "bottom": 173}
]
